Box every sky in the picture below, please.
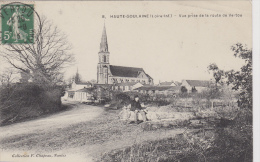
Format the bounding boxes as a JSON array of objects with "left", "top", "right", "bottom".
[{"left": 0, "top": 1, "right": 252, "bottom": 83}]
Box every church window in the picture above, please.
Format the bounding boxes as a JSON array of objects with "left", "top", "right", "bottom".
[
  {"left": 103, "top": 56, "right": 106, "bottom": 62},
  {"left": 103, "top": 66, "right": 108, "bottom": 73}
]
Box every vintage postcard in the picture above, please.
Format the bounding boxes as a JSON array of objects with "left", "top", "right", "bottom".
[{"left": 0, "top": 1, "right": 253, "bottom": 162}]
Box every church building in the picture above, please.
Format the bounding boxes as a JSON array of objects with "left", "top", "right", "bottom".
[{"left": 97, "top": 25, "right": 153, "bottom": 85}]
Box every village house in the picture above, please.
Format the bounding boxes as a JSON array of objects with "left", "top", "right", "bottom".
[
  {"left": 62, "top": 80, "right": 93, "bottom": 101},
  {"left": 158, "top": 81, "right": 177, "bottom": 86},
  {"left": 73, "top": 88, "right": 95, "bottom": 103},
  {"left": 181, "top": 80, "right": 213, "bottom": 93},
  {"left": 71, "top": 80, "right": 92, "bottom": 90},
  {"left": 136, "top": 85, "right": 181, "bottom": 96},
  {"left": 97, "top": 24, "right": 153, "bottom": 85},
  {"left": 111, "top": 82, "right": 143, "bottom": 92}
]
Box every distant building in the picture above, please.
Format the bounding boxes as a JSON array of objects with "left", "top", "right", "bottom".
[
  {"left": 181, "top": 80, "right": 213, "bottom": 93},
  {"left": 71, "top": 81, "right": 92, "bottom": 90},
  {"left": 136, "top": 85, "right": 181, "bottom": 96},
  {"left": 73, "top": 88, "right": 95, "bottom": 103},
  {"left": 97, "top": 24, "right": 153, "bottom": 85},
  {"left": 112, "top": 82, "right": 143, "bottom": 92},
  {"left": 158, "top": 81, "right": 177, "bottom": 86}
]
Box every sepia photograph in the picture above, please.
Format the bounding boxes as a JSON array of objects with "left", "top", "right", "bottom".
[{"left": 0, "top": 1, "right": 254, "bottom": 162}]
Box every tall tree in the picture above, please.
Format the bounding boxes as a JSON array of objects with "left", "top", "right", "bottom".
[
  {"left": 0, "top": 16, "right": 74, "bottom": 85},
  {"left": 226, "top": 43, "right": 252, "bottom": 110},
  {"left": 208, "top": 43, "right": 252, "bottom": 110}
]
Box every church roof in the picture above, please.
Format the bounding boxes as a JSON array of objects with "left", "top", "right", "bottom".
[{"left": 109, "top": 65, "right": 145, "bottom": 78}]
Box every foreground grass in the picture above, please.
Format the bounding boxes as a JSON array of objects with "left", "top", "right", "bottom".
[
  {"left": 100, "top": 131, "right": 212, "bottom": 162},
  {"left": 100, "top": 126, "right": 252, "bottom": 162}
]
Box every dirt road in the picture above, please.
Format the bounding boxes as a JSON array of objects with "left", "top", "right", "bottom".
[
  {"left": 0, "top": 102, "right": 104, "bottom": 139},
  {"left": 0, "top": 102, "right": 104, "bottom": 162}
]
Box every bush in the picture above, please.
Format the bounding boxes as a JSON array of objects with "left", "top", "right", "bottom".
[
  {"left": 209, "top": 125, "right": 252, "bottom": 162},
  {"left": 0, "top": 83, "right": 63, "bottom": 125}
]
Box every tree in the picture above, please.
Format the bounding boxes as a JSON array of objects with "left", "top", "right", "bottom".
[
  {"left": 226, "top": 43, "right": 252, "bottom": 110},
  {"left": 180, "top": 86, "right": 188, "bottom": 93},
  {"left": 191, "top": 86, "right": 197, "bottom": 93},
  {"left": 0, "top": 16, "right": 74, "bottom": 86},
  {"left": 208, "top": 43, "right": 252, "bottom": 110},
  {"left": 208, "top": 44, "right": 253, "bottom": 162},
  {"left": 208, "top": 63, "right": 224, "bottom": 89}
]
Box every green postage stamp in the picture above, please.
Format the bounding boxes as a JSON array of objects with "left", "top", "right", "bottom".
[{"left": 1, "top": 4, "right": 34, "bottom": 44}]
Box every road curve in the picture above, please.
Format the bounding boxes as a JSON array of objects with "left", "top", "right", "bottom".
[{"left": 0, "top": 101, "right": 104, "bottom": 139}]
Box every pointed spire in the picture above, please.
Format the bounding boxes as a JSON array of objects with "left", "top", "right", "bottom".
[
  {"left": 100, "top": 23, "right": 109, "bottom": 52},
  {"left": 75, "top": 67, "right": 81, "bottom": 83}
]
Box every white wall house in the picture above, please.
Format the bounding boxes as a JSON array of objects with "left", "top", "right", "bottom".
[
  {"left": 73, "top": 88, "right": 94, "bottom": 103},
  {"left": 112, "top": 82, "right": 144, "bottom": 92},
  {"left": 71, "top": 81, "right": 92, "bottom": 90}
]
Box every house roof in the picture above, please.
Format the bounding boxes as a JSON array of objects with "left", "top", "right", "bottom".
[
  {"left": 76, "top": 87, "right": 94, "bottom": 92},
  {"left": 159, "top": 81, "right": 176, "bottom": 86},
  {"left": 146, "top": 73, "right": 153, "bottom": 80},
  {"left": 136, "top": 86, "right": 173, "bottom": 91},
  {"left": 175, "top": 81, "right": 182, "bottom": 86},
  {"left": 114, "top": 82, "right": 141, "bottom": 86},
  {"left": 184, "top": 80, "right": 212, "bottom": 87},
  {"left": 75, "top": 81, "right": 92, "bottom": 85},
  {"left": 109, "top": 65, "right": 144, "bottom": 78}
]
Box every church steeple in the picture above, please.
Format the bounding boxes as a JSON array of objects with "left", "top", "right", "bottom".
[
  {"left": 100, "top": 24, "right": 109, "bottom": 52},
  {"left": 97, "top": 23, "right": 110, "bottom": 84}
]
